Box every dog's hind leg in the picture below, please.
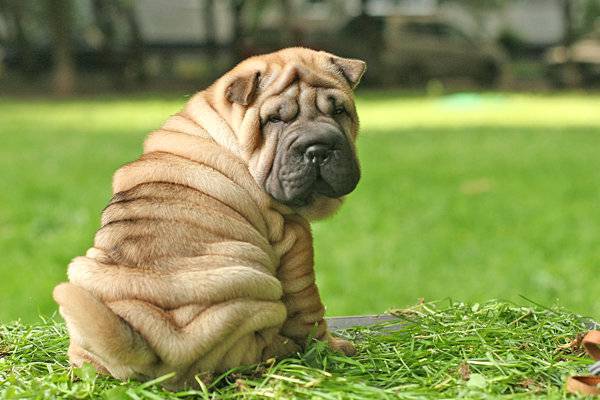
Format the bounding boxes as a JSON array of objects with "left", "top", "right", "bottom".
[
  {"left": 53, "top": 283, "right": 158, "bottom": 380},
  {"left": 67, "top": 341, "right": 110, "bottom": 374}
]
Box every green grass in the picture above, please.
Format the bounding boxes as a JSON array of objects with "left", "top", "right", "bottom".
[
  {"left": 1, "top": 92, "right": 600, "bottom": 322},
  {"left": 0, "top": 300, "right": 594, "bottom": 399}
]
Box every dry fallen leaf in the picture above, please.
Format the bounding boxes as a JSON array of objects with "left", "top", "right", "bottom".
[{"left": 458, "top": 362, "right": 470, "bottom": 381}]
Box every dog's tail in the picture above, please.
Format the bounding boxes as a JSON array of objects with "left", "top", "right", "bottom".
[{"left": 53, "top": 283, "right": 156, "bottom": 379}]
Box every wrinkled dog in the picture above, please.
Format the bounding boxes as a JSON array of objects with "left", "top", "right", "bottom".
[{"left": 54, "top": 47, "right": 366, "bottom": 389}]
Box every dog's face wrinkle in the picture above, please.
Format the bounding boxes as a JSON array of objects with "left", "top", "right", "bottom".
[{"left": 261, "top": 84, "right": 360, "bottom": 208}]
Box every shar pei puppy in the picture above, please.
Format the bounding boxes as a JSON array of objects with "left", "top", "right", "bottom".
[{"left": 53, "top": 47, "right": 366, "bottom": 389}]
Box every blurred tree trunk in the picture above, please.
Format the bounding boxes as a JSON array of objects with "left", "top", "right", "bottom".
[
  {"left": 121, "top": 0, "right": 146, "bottom": 84},
  {"left": 47, "top": 0, "right": 75, "bottom": 96},
  {"left": 203, "top": 0, "right": 216, "bottom": 49},
  {"left": 92, "top": 0, "right": 119, "bottom": 84},
  {"left": 230, "top": 0, "right": 245, "bottom": 61},
  {"left": 280, "top": 0, "right": 293, "bottom": 43},
  {"left": 360, "top": 0, "right": 368, "bottom": 15},
  {"left": 562, "top": 0, "right": 574, "bottom": 46},
  {"left": 0, "top": 0, "right": 36, "bottom": 74},
  {"left": 94, "top": 0, "right": 146, "bottom": 88},
  {"left": 202, "top": 0, "right": 218, "bottom": 73}
]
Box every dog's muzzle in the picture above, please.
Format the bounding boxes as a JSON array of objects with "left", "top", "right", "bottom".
[{"left": 266, "top": 123, "right": 360, "bottom": 206}]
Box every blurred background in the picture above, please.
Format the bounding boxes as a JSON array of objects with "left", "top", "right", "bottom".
[
  {"left": 2, "top": 0, "right": 600, "bottom": 93},
  {"left": 1, "top": 0, "right": 600, "bottom": 323}
]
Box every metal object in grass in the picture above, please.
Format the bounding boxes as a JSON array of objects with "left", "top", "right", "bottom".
[
  {"left": 589, "top": 360, "right": 600, "bottom": 376},
  {"left": 326, "top": 314, "right": 401, "bottom": 331}
]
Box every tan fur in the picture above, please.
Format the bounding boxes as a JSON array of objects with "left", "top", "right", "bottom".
[{"left": 53, "top": 47, "right": 364, "bottom": 389}]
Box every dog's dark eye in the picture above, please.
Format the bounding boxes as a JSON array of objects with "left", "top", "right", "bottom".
[
  {"left": 269, "top": 115, "right": 281, "bottom": 123},
  {"left": 333, "top": 107, "right": 345, "bottom": 115}
]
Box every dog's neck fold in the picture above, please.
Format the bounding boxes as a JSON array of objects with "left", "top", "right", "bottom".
[{"left": 138, "top": 90, "right": 299, "bottom": 245}]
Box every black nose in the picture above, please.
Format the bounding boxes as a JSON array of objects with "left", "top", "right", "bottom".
[{"left": 304, "top": 144, "right": 332, "bottom": 165}]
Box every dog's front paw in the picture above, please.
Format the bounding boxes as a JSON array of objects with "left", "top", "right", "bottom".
[{"left": 328, "top": 336, "right": 356, "bottom": 356}]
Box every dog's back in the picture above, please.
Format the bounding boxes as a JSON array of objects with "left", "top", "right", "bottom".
[
  {"left": 54, "top": 127, "right": 296, "bottom": 389},
  {"left": 98, "top": 179, "right": 272, "bottom": 268}
]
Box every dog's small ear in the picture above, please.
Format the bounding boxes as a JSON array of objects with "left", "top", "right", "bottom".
[
  {"left": 226, "top": 72, "right": 260, "bottom": 106},
  {"left": 331, "top": 56, "right": 366, "bottom": 89}
]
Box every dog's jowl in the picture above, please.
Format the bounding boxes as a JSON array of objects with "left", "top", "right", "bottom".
[{"left": 53, "top": 48, "right": 366, "bottom": 389}]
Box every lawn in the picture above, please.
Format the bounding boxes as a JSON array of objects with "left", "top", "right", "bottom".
[
  {"left": 1, "top": 92, "right": 600, "bottom": 323},
  {"left": 0, "top": 300, "right": 594, "bottom": 398}
]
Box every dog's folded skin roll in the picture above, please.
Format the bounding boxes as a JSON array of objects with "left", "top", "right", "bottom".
[{"left": 53, "top": 47, "right": 365, "bottom": 389}]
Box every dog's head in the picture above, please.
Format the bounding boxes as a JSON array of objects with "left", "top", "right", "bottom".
[{"left": 207, "top": 47, "right": 365, "bottom": 220}]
